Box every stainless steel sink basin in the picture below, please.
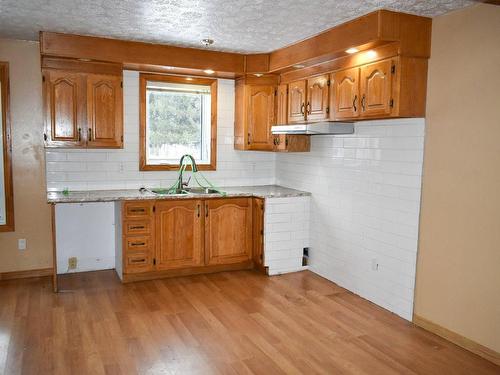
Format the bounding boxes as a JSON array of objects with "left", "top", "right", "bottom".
[
  {"left": 150, "top": 188, "right": 188, "bottom": 195},
  {"left": 184, "top": 187, "right": 220, "bottom": 194},
  {"left": 147, "top": 187, "right": 220, "bottom": 195}
]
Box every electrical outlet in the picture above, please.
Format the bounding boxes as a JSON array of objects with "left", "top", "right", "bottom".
[
  {"left": 371, "top": 258, "right": 379, "bottom": 271},
  {"left": 68, "top": 257, "right": 77, "bottom": 270},
  {"left": 18, "top": 239, "right": 27, "bottom": 250}
]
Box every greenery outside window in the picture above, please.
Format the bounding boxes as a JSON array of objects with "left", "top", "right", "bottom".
[{"left": 139, "top": 74, "right": 217, "bottom": 171}]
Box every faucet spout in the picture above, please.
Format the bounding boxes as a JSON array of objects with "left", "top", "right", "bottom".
[{"left": 177, "top": 154, "right": 198, "bottom": 190}]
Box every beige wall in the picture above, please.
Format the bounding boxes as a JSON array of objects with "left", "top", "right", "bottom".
[
  {"left": 0, "top": 39, "right": 52, "bottom": 273},
  {"left": 415, "top": 4, "right": 500, "bottom": 353}
]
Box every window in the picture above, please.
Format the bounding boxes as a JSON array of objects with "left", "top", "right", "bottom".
[{"left": 139, "top": 74, "right": 217, "bottom": 171}]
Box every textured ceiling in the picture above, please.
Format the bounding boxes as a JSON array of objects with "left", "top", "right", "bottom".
[{"left": 0, "top": 0, "right": 475, "bottom": 53}]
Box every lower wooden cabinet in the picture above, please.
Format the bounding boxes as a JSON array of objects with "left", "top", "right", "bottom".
[
  {"left": 205, "top": 198, "right": 253, "bottom": 265},
  {"left": 121, "top": 197, "right": 261, "bottom": 281},
  {"left": 122, "top": 201, "right": 155, "bottom": 274},
  {"left": 252, "top": 198, "right": 265, "bottom": 270},
  {"left": 155, "top": 200, "right": 204, "bottom": 270}
]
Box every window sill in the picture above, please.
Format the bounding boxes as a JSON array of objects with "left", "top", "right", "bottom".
[{"left": 140, "top": 163, "right": 216, "bottom": 172}]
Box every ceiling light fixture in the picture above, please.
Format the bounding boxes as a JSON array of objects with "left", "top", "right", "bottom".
[
  {"left": 201, "top": 38, "right": 214, "bottom": 47},
  {"left": 345, "top": 47, "right": 359, "bottom": 54},
  {"left": 204, "top": 69, "right": 215, "bottom": 75}
]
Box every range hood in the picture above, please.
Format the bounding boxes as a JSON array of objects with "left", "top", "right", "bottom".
[{"left": 271, "top": 122, "right": 354, "bottom": 135}]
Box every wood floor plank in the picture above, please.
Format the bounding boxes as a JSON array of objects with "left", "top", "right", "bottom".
[{"left": 0, "top": 270, "right": 499, "bottom": 375}]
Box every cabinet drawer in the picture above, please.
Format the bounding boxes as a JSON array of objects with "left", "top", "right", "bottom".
[
  {"left": 124, "top": 220, "right": 152, "bottom": 236},
  {"left": 124, "top": 201, "right": 152, "bottom": 219},
  {"left": 125, "top": 236, "right": 152, "bottom": 252},
  {"left": 125, "top": 253, "right": 152, "bottom": 273}
]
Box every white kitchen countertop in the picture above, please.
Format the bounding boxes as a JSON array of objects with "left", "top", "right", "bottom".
[{"left": 46, "top": 185, "right": 311, "bottom": 204}]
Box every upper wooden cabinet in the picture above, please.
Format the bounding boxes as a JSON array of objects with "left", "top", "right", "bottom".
[
  {"left": 332, "top": 67, "right": 360, "bottom": 120},
  {"left": 276, "top": 84, "right": 288, "bottom": 125},
  {"left": 43, "top": 70, "right": 86, "bottom": 147},
  {"left": 247, "top": 85, "right": 275, "bottom": 151},
  {"left": 288, "top": 76, "right": 329, "bottom": 123},
  {"left": 234, "top": 76, "right": 277, "bottom": 151},
  {"left": 306, "top": 75, "right": 330, "bottom": 121},
  {"left": 288, "top": 80, "right": 306, "bottom": 124},
  {"left": 43, "top": 63, "right": 123, "bottom": 149},
  {"left": 331, "top": 56, "right": 428, "bottom": 120},
  {"left": 86, "top": 74, "right": 123, "bottom": 148},
  {"left": 205, "top": 198, "right": 253, "bottom": 266}
]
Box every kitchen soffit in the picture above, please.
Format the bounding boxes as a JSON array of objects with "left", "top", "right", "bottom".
[{"left": 0, "top": 0, "right": 474, "bottom": 53}]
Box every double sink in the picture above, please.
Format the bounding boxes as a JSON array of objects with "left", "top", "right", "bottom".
[{"left": 149, "top": 187, "right": 220, "bottom": 195}]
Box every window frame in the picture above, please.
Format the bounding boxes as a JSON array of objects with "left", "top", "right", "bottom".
[
  {"left": 0, "top": 61, "right": 14, "bottom": 232},
  {"left": 139, "top": 73, "right": 217, "bottom": 171}
]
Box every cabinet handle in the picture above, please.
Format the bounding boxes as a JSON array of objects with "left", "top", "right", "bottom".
[
  {"left": 353, "top": 95, "right": 358, "bottom": 112},
  {"left": 205, "top": 205, "right": 209, "bottom": 217},
  {"left": 130, "top": 258, "right": 146, "bottom": 264},
  {"left": 361, "top": 95, "right": 366, "bottom": 112},
  {"left": 130, "top": 208, "right": 145, "bottom": 213},
  {"left": 247, "top": 132, "right": 251, "bottom": 145},
  {"left": 197, "top": 204, "right": 200, "bottom": 217},
  {"left": 78, "top": 128, "right": 82, "bottom": 142},
  {"left": 300, "top": 103, "right": 305, "bottom": 115},
  {"left": 130, "top": 241, "right": 146, "bottom": 246},
  {"left": 88, "top": 128, "right": 92, "bottom": 142},
  {"left": 129, "top": 225, "right": 145, "bottom": 230},
  {"left": 306, "top": 101, "right": 311, "bottom": 115}
]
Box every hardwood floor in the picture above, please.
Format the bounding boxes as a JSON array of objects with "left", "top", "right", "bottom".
[{"left": 0, "top": 270, "right": 498, "bottom": 375}]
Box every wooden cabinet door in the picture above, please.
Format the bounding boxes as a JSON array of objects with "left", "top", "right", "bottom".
[
  {"left": 333, "top": 68, "right": 360, "bottom": 120},
  {"left": 360, "top": 59, "right": 393, "bottom": 117},
  {"left": 155, "top": 200, "right": 204, "bottom": 270},
  {"left": 252, "top": 198, "right": 265, "bottom": 271},
  {"left": 86, "top": 74, "right": 123, "bottom": 148},
  {"left": 205, "top": 198, "right": 252, "bottom": 265},
  {"left": 276, "top": 84, "right": 288, "bottom": 125},
  {"left": 43, "top": 70, "right": 85, "bottom": 147},
  {"left": 287, "top": 80, "right": 306, "bottom": 123},
  {"left": 247, "top": 85, "right": 274, "bottom": 151},
  {"left": 306, "top": 75, "right": 329, "bottom": 121}
]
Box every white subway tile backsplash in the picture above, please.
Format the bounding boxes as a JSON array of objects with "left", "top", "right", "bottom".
[{"left": 276, "top": 118, "right": 425, "bottom": 321}]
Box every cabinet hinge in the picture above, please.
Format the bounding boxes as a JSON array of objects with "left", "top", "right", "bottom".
[
  {"left": 153, "top": 258, "right": 156, "bottom": 265},
  {"left": 274, "top": 89, "right": 277, "bottom": 96},
  {"left": 286, "top": 88, "right": 289, "bottom": 94},
  {"left": 121, "top": 135, "right": 123, "bottom": 142},
  {"left": 390, "top": 98, "right": 394, "bottom": 108},
  {"left": 327, "top": 79, "right": 331, "bottom": 86},
  {"left": 391, "top": 65, "right": 396, "bottom": 74},
  {"left": 42, "top": 76, "right": 45, "bottom": 83}
]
